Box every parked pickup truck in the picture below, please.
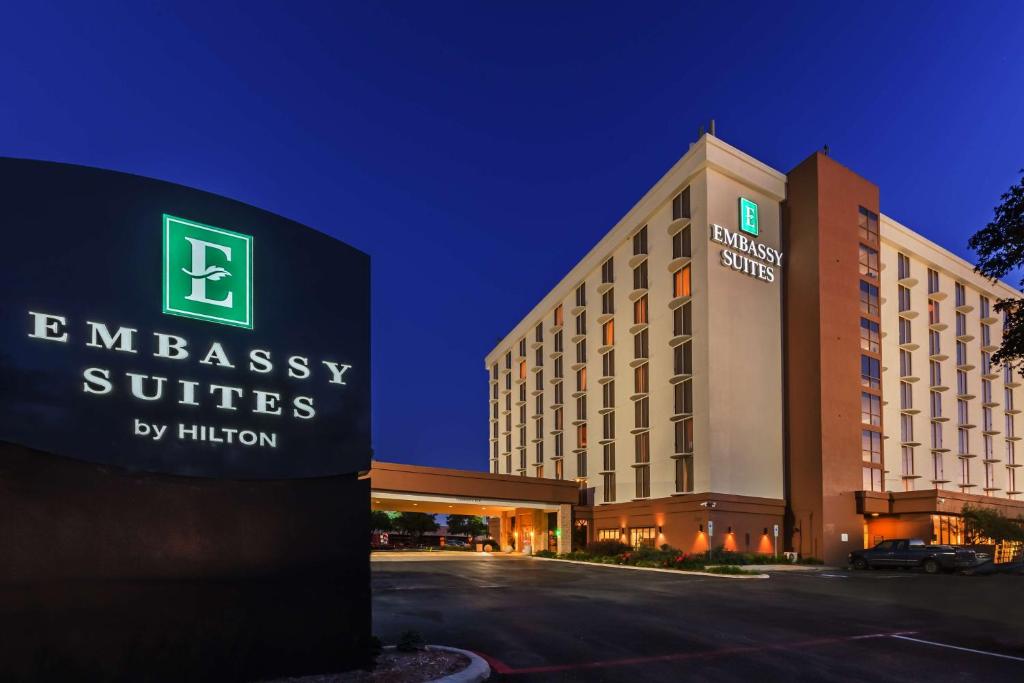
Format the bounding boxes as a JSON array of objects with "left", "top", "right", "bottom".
[{"left": 849, "top": 539, "right": 987, "bottom": 574}]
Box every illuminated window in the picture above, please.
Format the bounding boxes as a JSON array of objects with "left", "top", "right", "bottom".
[
  {"left": 555, "top": 459, "right": 563, "bottom": 480},
  {"left": 602, "top": 319, "right": 614, "bottom": 346},
  {"left": 576, "top": 424, "right": 587, "bottom": 449},
  {"left": 673, "top": 265, "right": 692, "bottom": 298},
  {"left": 597, "top": 528, "right": 618, "bottom": 541},
  {"left": 635, "top": 431, "right": 650, "bottom": 463},
  {"left": 630, "top": 526, "right": 656, "bottom": 549},
  {"left": 633, "top": 363, "right": 648, "bottom": 394},
  {"left": 633, "top": 295, "right": 648, "bottom": 325},
  {"left": 576, "top": 367, "right": 587, "bottom": 392},
  {"left": 519, "top": 360, "right": 527, "bottom": 380},
  {"left": 535, "top": 464, "right": 544, "bottom": 478},
  {"left": 553, "top": 304, "right": 563, "bottom": 327}
]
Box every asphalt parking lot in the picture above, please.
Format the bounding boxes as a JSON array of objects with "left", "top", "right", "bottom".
[{"left": 372, "top": 554, "right": 1024, "bottom": 682}]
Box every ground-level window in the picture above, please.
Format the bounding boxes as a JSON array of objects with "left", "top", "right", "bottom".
[
  {"left": 630, "top": 526, "right": 656, "bottom": 549},
  {"left": 597, "top": 528, "right": 619, "bottom": 542},
  {"left": 932, "top": 514, "right": 963, "bottom": 545}
]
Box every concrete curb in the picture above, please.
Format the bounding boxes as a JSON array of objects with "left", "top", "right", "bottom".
[
  {"left": 427, "top": 645, "right": 490, "bottom": 682},
  {"left": 530, "top": 555, "right": 770, "bottom": 579}
]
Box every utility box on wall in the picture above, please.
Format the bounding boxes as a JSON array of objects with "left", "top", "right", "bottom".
[{"left": 0, "top": 158, "right": 372, "bottom": 681}]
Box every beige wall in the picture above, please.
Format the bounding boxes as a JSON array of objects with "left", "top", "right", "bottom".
[
  {"left": 485, "top": 134, "right": 786, "bottom": 505},
  {"left": 879, "top": 216, "right": 1021, "bottom": 499}
]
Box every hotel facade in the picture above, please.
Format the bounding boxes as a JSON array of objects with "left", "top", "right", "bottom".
[{"left": 484, "top": 134, "right": 1024, "bottom": 565}]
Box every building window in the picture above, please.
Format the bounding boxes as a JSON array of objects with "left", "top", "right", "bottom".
[
  {"left": 634, "top": 329, "right": 649, "bottom": 359},
  {"left": 863, "top": 466, "right": 883, "bottom": 492},
  {"left": 863, "top": 429, "right": 882, "bottom": 464},
  {"left": 900, "top": 349, "right": 913, "bottom": 377},
  {"left": 634, "top": 466, "right": 650, "bottom": 500},
  {"left": 930, "top": 390, "right": 942, "bottom": 420},
  {"left": 632, "top": 226, "right": 648, "bottom": 256},
  {"left": 519, "top": 360, "right": 527, "bottom": 380},
  {"left": 576, "top": 367, "right": 587, "bottom": 392},
  {"left": 602, "top": 350, "right": 615, "bottom": 378},
  {"left": 675, "top": 455, "right": 694, "bottom": 493},
  {"left": 575, "top": 311, "right": 587, "bottom": 336},
  {"left": 956, "top": 341, "right": 967, "bottom": 366},
  {"left": 672, "top": 187, "right": 690, "bottom": 221},
  {"left": 602, "top": 380, "right": 615, "bottom": 408},
  {"left": 553, "top": 305, "right": 563, "bottom": 327},
  {"left": 630, "top": 526, "right": 656, "bottom": 549},
  {"left": 603, "top": 442, "right": 616, "bottom": 471},
  {"left": 633, "top": 260, "right": 648, "bottom": 290},
  {"left": 902, "top": 446, "right": 915, "bottom": 477},
  {"left": 674, "top": 341, "right": 692, "bottom": 375},
  {"left": 860, "top": 281, "right": 879, "bottom": 316},
  {"left": 577, "top": 452, "right": 587, "bottom": 478},
  {"left": 576, "top": 339, "right": 587, "bottom": 364},
  {"left": 957, "top": 398, "right": 968, "bottom": 426},
  {"left": 554, "top": 330, "right": 563, "bottom": 352},
  {"left": 859, "top": 245, "right": 879, "bottom": 279},
  {"left": 958, "top": 427, "right": 970, "bottom": 456},
  {"left": 576, "top": 395, "right": 587, "bottom": 421},
  {"left": 575, "top": 283, "right": 586, "bottom": 308},
  {"left": 634, "top": 363, "right": 649, "bottom": 394},
  {"left": 861, "top": 355, "right": 880, "bottom": 389},
  {"left": 555, "top": 459, "right": 563, "bottom": 480},
  {"left": 901, "top": 414, "right": 914, "bottom": 443},
  {"left": 535, "top": 323, "right": 543, "bottom": 343},
  {"left": 929, "top": 300, "right": 941, "bottom": 326},
  {"left": 899, "top": 317, "right": 911, "bottom": 345},
  {"left": 956, "top": 312, "right": 966, "bottom": 337},
  {"left": 862, "top": 392, "right": 881, "bottom": 426},
  {"left": 675, "top": 417, "right": 694, "bottom": 454},
  {"left": 554, "top": 357, "right": 563, "bottom": 379},
  {"left": 602, "top": 474, "right": 615, "bottom": 503},
  {"left": 957, "top": 370, "right": 968, "bottom": 396},
  {"left": 672, "top": 226, "right": 691, "bottom": 259},
  {"left": 955, "top": 282, "right": 966, "bottom": 307},
  {"left": 535, "top": 464, "right": 544, "bottom": 478},
  {"left": 900, "top": 381, "right": 913, "bottom": 410},
  {"left": 927, "top": 268, "right": 939, "bottom": 295},
  {"left": 673, "top": 265, "right": 692, "bottom": 298},
  {"left": 602, "top": 411, "right": 615, "bottom": 440},
  {"left": 601, "top": 257, "right": 615, "bottom": 284},
  {"left": 602, "top": 288, "right": 614, "bottom": 315},
  {"left": 858, "top": 206, "right": 879, "bottom": 243},
  {"left": 898, "top": 252, "right": 911, "bottom": 280},
  {"left": 933, "top": 452, "right": 944, "bottom": 485},
  {"left": 674, "top": 379, "right": 693, "bottom": 415},
  {"left": 634, "top": 397, "right": 649, "bottom": 429},
  {"left": 981, "top": 295, "right": 991, "bottom": 319},
  {"left": 635, "top": 431, "right": 650, "bottom": 463},
  {"left": 898, "top": 285, "right": 911, "bottom": 312},
  {"left": 674, "top": 302, "right": 691, "bottom": 336},
  {"left": 860, "top": 318, "right": 880, "bottom": 353},
  {"left": 960, "top": 457, "right": 971, "bottom": 487},
  {"left": 931, "top": 421, "right": 943, "bottom": 451},
  {"left": 633, "top": 295, "right": 648, "bottom": 325},
  {"left": 929, "top": 360, "right": 942, "bottom": 388},
  {"left": 555, "top": 432, "right": 563, "bottom": 457}
]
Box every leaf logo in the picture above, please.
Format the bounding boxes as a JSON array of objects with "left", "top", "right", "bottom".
[{"left": 182, "top": 265, "right": 232, "bottom": 281}]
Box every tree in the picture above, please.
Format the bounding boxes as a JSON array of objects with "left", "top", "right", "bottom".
[
  {"left": 962, "top": 504, "right": 1024, "bottom": 544},
  {"left": 968, "top": 172, "right": 1024, "bottom": 370},
  {"left": 392, "top": 512, "right": 438, "bottom": 541},
  {"left": 370, "top": 510, "right": 394, "bottom": 532},
  {"left": 446, "top": 515, "right": 487, "bottom": 538}
]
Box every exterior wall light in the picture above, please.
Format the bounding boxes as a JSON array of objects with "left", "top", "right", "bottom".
[
  {"left": 698, "top": 523, "right": 704, "bottom": 532},
  {"left": 763, "top": 527, "right": 769, "bottom": 535},
  {"left": 727, "top": 526, "right": 733, "bottom": 534},
  {"left": 658, "top": 526, "right": 663, "bottom": 534}
]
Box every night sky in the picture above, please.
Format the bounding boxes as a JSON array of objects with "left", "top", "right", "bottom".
[{"left": 3, "top": 2, "right": 1023, "bottom": 472}]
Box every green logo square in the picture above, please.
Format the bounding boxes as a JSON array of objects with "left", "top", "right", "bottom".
[
  {"left": 739, "top": 197, "right": 759, "bottom": 236},
  {"left": 162, "top": 214, "right": 253, "bottom": 329}
]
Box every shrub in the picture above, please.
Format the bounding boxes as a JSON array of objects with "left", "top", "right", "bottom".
[
  {"left": 585, "top": 540, "right": 631, "bottom": 556},
  {"left": 703, "top": 565, "right": 755, "bottom": 575},
  {"left": 534, "top": 549, "right": 557, "bottom": 558},
  {"left": 396, "top": 630, "right": 425, "bottom": 653}
]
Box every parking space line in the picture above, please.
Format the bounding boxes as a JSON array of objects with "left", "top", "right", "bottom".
[
  {"left": 889, "top": 635, "right": 1024, "bottom": 662},
  {"left": 477, "top": 630, "right": 919, "bottom": 675}
]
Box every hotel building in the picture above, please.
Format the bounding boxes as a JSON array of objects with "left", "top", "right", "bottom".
[{"left": 485, "top": 134, "right": 1024, "bottom": 565}]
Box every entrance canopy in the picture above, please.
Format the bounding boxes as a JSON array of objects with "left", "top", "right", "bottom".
[{"left": 365, "top": 461, "right": 579, "bottom": 552}]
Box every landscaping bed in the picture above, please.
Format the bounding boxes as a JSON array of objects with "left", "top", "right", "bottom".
[
  {"left": 534, "top": 541, "right": 819, "bottom": 575},
  {"left": 265, "top": 647, "right": 473, "bottom": 683}
]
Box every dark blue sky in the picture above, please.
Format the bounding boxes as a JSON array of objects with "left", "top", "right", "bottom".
[{"left": 3, "top": 2, "right": 1022, "bottom": 471}]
